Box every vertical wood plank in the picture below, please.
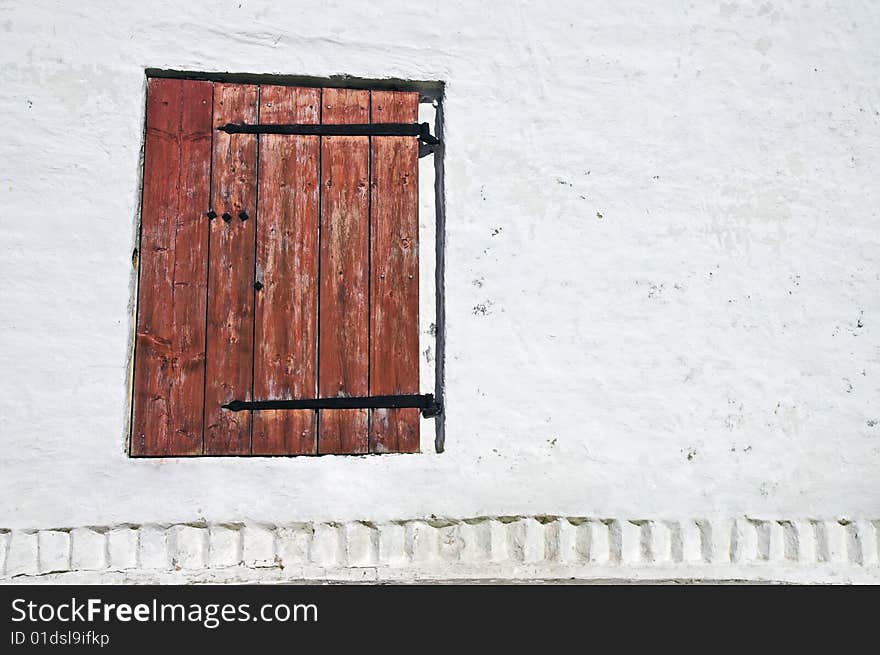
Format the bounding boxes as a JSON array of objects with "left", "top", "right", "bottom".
[
  {"left": 204, "top": 83, "right": 259, "bottom": 455},
  {"left": 252, "top": 86, "right": 321, "bottom": 455},
  {"left": 132, "top": 78, "right": 212, "bottom": 456},
  {"left": 318, "top": 88, "right": 370, "bottom": 454},
  {"left": 369, "top": 91, "right": 421, "bottom": 453}
]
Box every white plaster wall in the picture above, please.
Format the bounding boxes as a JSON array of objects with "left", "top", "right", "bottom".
[{"left": 0, "top": 0, "right": 878, "bottom": 534}]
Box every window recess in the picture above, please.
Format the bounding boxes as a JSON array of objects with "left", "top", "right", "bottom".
[{"left": 130, "top": 76, "right": 443, "bottom": 456}]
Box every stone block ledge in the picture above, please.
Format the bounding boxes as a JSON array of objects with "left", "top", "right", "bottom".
[{"left": 2, "top": 516, "right": 877, "bottom": 583}]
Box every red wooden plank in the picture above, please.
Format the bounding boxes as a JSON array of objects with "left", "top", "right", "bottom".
[
  {"left": 204, "top": 83, "right": 259, "bottom": 455},
  {"left": 132, "top": 78, "right": 212, "bottom": 456},
  {"left": 318, "top": 88, "right": 370, "bottom": 454},
  {"left": 369, "top": 91, "right": 421, "bottom": 453},
  {"left": 252, "top": 85, "right": 321, "bottom": 455}
]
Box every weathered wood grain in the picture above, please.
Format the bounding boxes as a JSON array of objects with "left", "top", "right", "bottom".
[
  {"left": 318, "top": 88, "right": 371, "bottom": 454},
  {"left": 204, "top": 83, "right": 259, "bottom": 455},
  {"left": 132, "top": 78, "right": 212, "bottom": 456},
  {"left": 369, "top": 91, "right": 421, "bottom": 453},
  {"left": 252, "top": 85, "right": 321, "bottom": 455}
]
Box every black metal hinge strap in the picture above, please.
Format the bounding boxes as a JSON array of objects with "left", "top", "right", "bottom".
[
  {"left": 222, "top": 393, "right": 443, "bottom": 418},
  {"left": 218, "top": 122, "right": 440, "bottom": 146}
]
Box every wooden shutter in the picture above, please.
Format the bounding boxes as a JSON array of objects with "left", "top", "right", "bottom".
[
  {"left": 131, "top": 79, "right": 422, "bottom": 456},
  {"left": 132, "top": 78, "right": 212, "bottom": 456},
  {"left": 204, "top": 83, "right": 259, "bottom": 455},
  {"left": 369, "top": 91, "right": 420, "bottom": 453},
  {"left": 252, "top": 85, "right": 321, "bottom": 455}
]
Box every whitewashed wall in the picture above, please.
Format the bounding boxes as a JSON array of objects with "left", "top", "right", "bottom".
[{"left": 0, "top": 0, "right": 878, "bottom": 582}]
